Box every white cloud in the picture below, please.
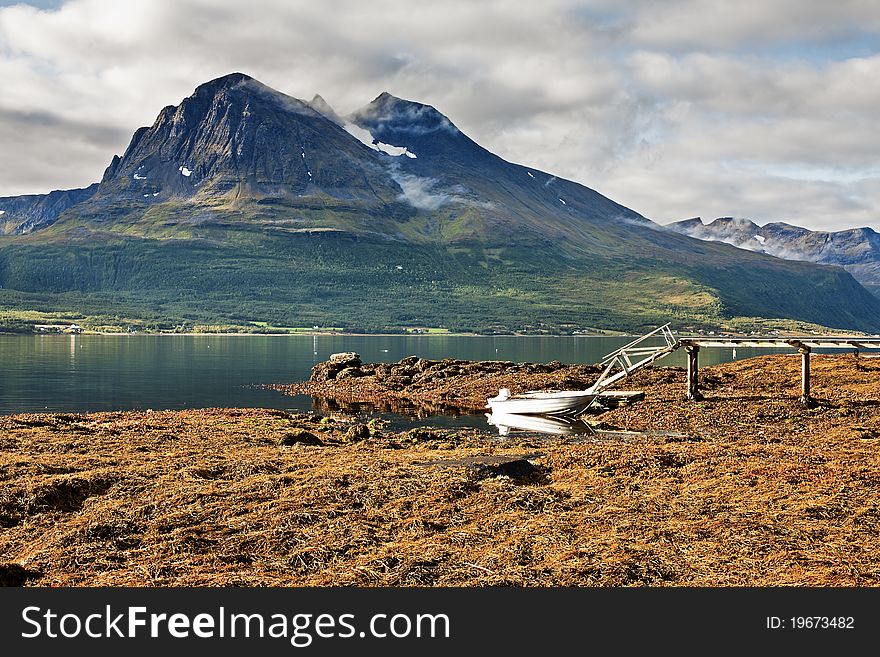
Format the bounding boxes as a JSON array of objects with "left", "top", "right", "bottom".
[
  {"left": 0, "top": 0, "right": 879, "bottom": 231},
  {"left": 625, "top": 0, "right": 880, "bottom": 51},
  {"left": 391, "top": 172, "right": 451, "bottom": 211}
]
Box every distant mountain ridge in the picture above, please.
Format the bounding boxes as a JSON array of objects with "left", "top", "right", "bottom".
[
  {"left": 0, "top": 184, "right": 98, "bottom": 234},
  {"left": 0, "top": 72, "right": 879, "bottom": 333},
  {"left": 669, "top": 217, "right": 880, "bottom": 295}
]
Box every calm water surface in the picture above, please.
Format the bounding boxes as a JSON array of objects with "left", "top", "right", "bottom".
[{"left": 0, "top": 334, "right": 792, "bottom": 429}]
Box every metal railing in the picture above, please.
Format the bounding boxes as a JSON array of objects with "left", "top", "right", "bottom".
[{"left": 588, "top": 323, "right": 680, "bottom": 393}]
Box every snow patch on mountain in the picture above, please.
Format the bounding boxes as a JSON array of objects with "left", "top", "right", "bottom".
[
  {"left": 343, "top": 122, "right": 381, "bottom": 148},
  {"left": 376, "top": 142, "right": 417, "bottom": 158},
  {"left": 343, "top": 122, "right": 416, "bottom": 159}
]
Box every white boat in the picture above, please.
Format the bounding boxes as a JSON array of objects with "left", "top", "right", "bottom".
[{"left": 486, "top": 388, "right": 598, "bottom": 416}]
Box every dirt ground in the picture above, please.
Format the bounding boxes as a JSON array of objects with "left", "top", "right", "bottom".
[{"left": 1, "top": 353, "right": 879, "bottom": 586}]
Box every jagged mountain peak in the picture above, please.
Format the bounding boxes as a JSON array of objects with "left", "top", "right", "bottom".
[
  {"left": 672, "top": 217, "right": 705, "bottom": 229},
  {"left": 351, "top": 92, "right": 459, "bottom": 136},
  {"left": 671, "top": 216, "right": 768, "bottom": 249},
  {"left": 709, "top": 216, "right": 761, "bottom": 231},
  {"left": 184, "top": 72, "right": 318, "bottom": 117},
  {"left": 192, "top": 71, "right": 255, "bottom": 94},
  {"left": 668, "top": 215, "right": 880, "bottom": 293},
  {"left": 307, "top": 94, "right": 343, "bottom": 124},
  {"left": 88, "top": 72, "right": 404, "bottom": 205},
  {"left": 835, "top": 225, "right": 879, "bottom": 238}
]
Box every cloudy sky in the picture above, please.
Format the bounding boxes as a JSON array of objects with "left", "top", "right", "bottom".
[{"left": 1, "top": 0, "right": 879, "bottom": 230}]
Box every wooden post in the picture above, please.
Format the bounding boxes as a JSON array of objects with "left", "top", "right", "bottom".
[
  {"left": 800, "top": 345, "right": 812, "bottom": 407},
  {"left": 686, "top": 345, "right": 702, "bottom": 401}
]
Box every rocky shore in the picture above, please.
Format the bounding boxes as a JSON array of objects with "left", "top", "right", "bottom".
[
  {"left": 270, "top": 351, "right": 605, "bottom": 413},
  {"left": 1, "top": 353, "right": 879, "bottom": 586}
]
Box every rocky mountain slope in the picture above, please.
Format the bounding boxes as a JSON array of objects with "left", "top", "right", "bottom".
[
  {"left": 0, "top": 184, "right": 98, "bottom": 235},
  {"left": 669, "top": 217, "right": 880, "bottom": 295},
  {"left": 1, "top": 73, "right": 879, "bottom": 333}
]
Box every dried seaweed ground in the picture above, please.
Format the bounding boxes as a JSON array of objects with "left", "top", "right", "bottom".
[{"left": 1, "top": 354, "right": 879, "bottom": 586}]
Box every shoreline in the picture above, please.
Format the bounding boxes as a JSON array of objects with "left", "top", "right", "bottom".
[
  {"left": 1, "top": 330, "right": 633, "bottom": 338},
  {"left": 5, "top": 331, "right": 851, "bottom": 339}
]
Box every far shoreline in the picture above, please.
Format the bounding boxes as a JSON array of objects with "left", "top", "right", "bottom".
[{"left": 1, "top": 330, "right": 633, "bottom": 338}]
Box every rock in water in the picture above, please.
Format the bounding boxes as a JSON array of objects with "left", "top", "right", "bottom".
[
  {"left": 311, "top": 352, "right": 363, "bottom": 381},
  {"left": 329, "top": 352, "right": 361, "bottom": 365}
]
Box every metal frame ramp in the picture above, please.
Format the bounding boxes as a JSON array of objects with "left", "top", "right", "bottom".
[
  {"left": 588, "top": 327, "right": 880, "bottom": 407},
  {"left": 559, "top": 324, "right": 880, "bottom": 415},
  {"left": 588, "top": 323, "right": 680, "bottom": 393}
]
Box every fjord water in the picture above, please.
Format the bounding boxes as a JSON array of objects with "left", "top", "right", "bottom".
[{"left": 0, "top": 334, "right": 784, "bottom": 420}]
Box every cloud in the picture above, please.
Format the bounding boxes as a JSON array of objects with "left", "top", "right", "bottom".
[
  {"left": 389, "top": 169, "right": 496, "bottom": 211},
  {"left": 390, "top": 171, "right": 451, "bottom": 211},
  {"left": 0, "top": 107, "right": 128, "bottom": 194},
  {"left": 351, "top": 98, "right": 457, "bottom": 135},
  {"left": 0, "top": 0, "right": 879, "bottom": 231},
  {"left": 624, "top": 0, "right": 880, "bottom": 51}
]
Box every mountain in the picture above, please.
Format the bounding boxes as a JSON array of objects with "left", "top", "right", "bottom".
[
  {"left": 0, "top": 184, "right": 98, "bottom": 235},
  {"left": 1, "top": 72, "right": 879, "bottom": 334},
  {"left": 669, "top": 217, "right": 880, "bottom": 295}
]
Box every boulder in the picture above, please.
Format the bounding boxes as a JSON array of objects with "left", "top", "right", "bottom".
[
  {"left": 329, "top": 352, "right": 362, "bottom": 366},
  {"left": 475, "top": 459, "right": 540, "bottom": 480},
  {"left": 310, "top": 361, "right": 340, "bottom": 381},
  {"left": 0, "top": 563, "right": 42, "bottom": 586},
  {"left": 344, "top": 424, "right": 371, "bottom": 442},
  {"left": 280, "top": 429, "right": 323, "bottom": 446},
  {"left": 310, "top": 352, "right": 363, "bottom": 381},
  {"left": 335, "top": 367, "right": 364, "bottom": 380}
]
